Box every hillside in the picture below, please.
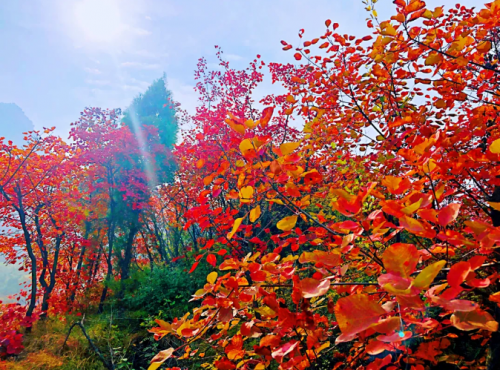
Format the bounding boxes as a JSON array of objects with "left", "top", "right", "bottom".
[{"left": 0, "top": 103, "right": 34, "bottom": 145}]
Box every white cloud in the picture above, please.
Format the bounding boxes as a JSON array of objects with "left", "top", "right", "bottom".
[
  {"left": 131, "top": 27, "right": 151, "bottom": 36},
  {"left": 84, "top": 67, "right": 101, "bottom": 74},
  {"left": 225, "top": 53, "right": 243, "bottom": 61},
  {"left": 120, "top": 61, "right": 161, "bottom": 69},
  {"left": 85, "top": 79, "right": 111, "bottom": 86},
  {"left": 168, "top": 77, "right": 198, "bottom": 117}
]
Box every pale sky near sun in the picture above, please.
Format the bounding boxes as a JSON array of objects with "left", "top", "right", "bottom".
[{"left": 0, "top": 0, "right": 461, "bottom": 139}]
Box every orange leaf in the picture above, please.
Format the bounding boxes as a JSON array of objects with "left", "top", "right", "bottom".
[
  {"left": 196, "top": 159, "right": 205, "bottom": 168},
  {"left": 260, "top": 107, "right": 274, "bottom": 127},
  {"left": 425, "top": 52, "right": 443, "bottom": 66},
  {"left": 334, "top": 294, "right": 386, "bottom": 337},
  {"left": 381, "top": 243, "right": 418, "bottom": 278},
  {"left": 451, "top": 309, "right": 498, "bottom": 332},
  {"left": 490, "top": 292, "right": 500, "bottom": 304},
  {"left": 149, "top": 348, "right": 174, "bottom": 370}
]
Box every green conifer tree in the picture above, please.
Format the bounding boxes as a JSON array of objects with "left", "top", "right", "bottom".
[{"left": 122, "top": 75, "right": 178, "bottom": 183}]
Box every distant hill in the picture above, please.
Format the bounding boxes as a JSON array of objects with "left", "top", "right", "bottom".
[
  {"left": 0, "top": 256, "right": 26, "bottom": 303},
  {"left": 0, "top": 103, "right": 34, "bottom": 145}
]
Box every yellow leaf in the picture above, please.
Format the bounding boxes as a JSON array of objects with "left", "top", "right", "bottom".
[
  {"left": 244, "top": 119, "right": 259, "bottom": 129},
  {"left": 433, "top": 6, "right": 443, "bottom": 17},
  {"left": 239, "top": 186, "right": 254, "bottom": 203},
  {"left": 267, "top": 199, "right": 284, "bottom": 205},
  {"left": 381, "top": 23, "right": 396, "bottom": 36},
  {"left": 489, "top": 138, "right": 500, "bottom": 153},
  {"left": 250, "top": 205, "right": 261, "bottom": 223},
  {"left": 412, "top": 260, "right": 446, "bottom": 290},
  {"left": 277, "top": 215, "right": 298, "bottom": 231},
  {"left": 193, "top": 288, "right": 206, "bottom": 298},
  {"left": 401, "top": 198, "right": 422, "bottom": 215},
  {"left": 425, "top": 52, "right": 443, "bottom": 66},
  {"left": 423, "top": 9, "right": 433, "bottom": 19},
  {"left": 489, "top": 202, "right": 500, "bottom": 211},
  {"left": 239, "top": 139, "right": 254, "bottom": 156},
  {"left": 423, "top": 159, "right": 437, "bottom": 173},
  {"left": 227, "top": 218, "right": 243, "bottom": 240},
  {"left": 280, "top": 142, "right": 300, "bottom": 156},
  {"left": 330, "top": 188, "right": 353, "bottom": 201},
  {"left": 207, "top": 271, "right": 218, "bottom": 284}
]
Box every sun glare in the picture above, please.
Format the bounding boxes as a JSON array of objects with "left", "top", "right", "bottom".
[{"left": 74, "top": 0, "right": 124, "bottom": 44}]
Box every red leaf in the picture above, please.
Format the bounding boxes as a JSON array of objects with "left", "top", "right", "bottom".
[
  {"left": 189, "top": 261, "right": 199, "bottom": 274},
  {"left": 300, "top": 278, "right": 330, "bottom": 298},
  {"left": 438, "top": 203, "right": 461, "bottom": 227},
  {"left": 294, "top": 53, "right": 302, "bottom": 61},
  {"left": 260, "top": 107, "right": 274, "bottom": 127},
  {"left": 207, "top": 254, "right": 217, "bottom": 267},
  {"left": 271, "top": 341, "right": 299, "bottom": 361},
  {"left": 447, "top": 261, "right": 471, "bottom": 288},
  {"left": 334, "top": 294, "right": 386, "bottom": 337}
]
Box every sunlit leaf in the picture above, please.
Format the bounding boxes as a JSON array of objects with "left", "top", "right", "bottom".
[
  {"left": 280, "top": 142, "right": 300, "bottom": 156},
  {"left": 412, "top": 260, "right": 446, "bottom": 290},
  {"left": 277, "top": 215, "right": 298, "bottom": 231},
  {"left": 227, "top": 218, "right": 243, "bottom": 240},
  {"left": 250, "top": 205, "right": 261, "bottom": 223}
]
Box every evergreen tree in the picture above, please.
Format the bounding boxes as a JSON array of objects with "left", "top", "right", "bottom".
[{"left": 122, "top": 75, "right": 178, "bottom": 183}]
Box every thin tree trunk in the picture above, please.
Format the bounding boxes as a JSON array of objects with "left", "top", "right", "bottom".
[
  {"left": 40, "top": 233, "right": 63, "bottom": 319},
  {"left": 14, "top": 187, "right": 37, "bottom": 324},
  {"left": 488, "top": 186, "right": 500, "bottom": 370},
  {"left": 98, "top": 221, "right": 115, "bottom": 314},
  {"left": 70, "top": 222, "right": 91, "bottom": 304}
]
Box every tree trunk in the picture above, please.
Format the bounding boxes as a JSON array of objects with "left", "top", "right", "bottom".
[
  {"left": 487, "top": 186, "right": 500, "bottom": 370},
  {"left": 40, "top": 234, "right": 62, "bottom": 319},
  {"left": 98, "top": 222, "right": 115, "bottom": 314},
  {"left": 13, "top": 186, "right": 37, "bottom": 327},
  {"left": 70, "top": 222, "right": 91, "bottom": 304},
  {"left": 117, "top": 225, "right": 139, "bottom": 300}
]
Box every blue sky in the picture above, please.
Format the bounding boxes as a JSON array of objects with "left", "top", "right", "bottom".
[{"left": 0, "top": 0, "right": 458, "bottom": 139}]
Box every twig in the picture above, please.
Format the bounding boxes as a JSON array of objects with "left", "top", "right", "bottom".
[{"left": 61, "top": 315, "right": 114, "bottom": 370}]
